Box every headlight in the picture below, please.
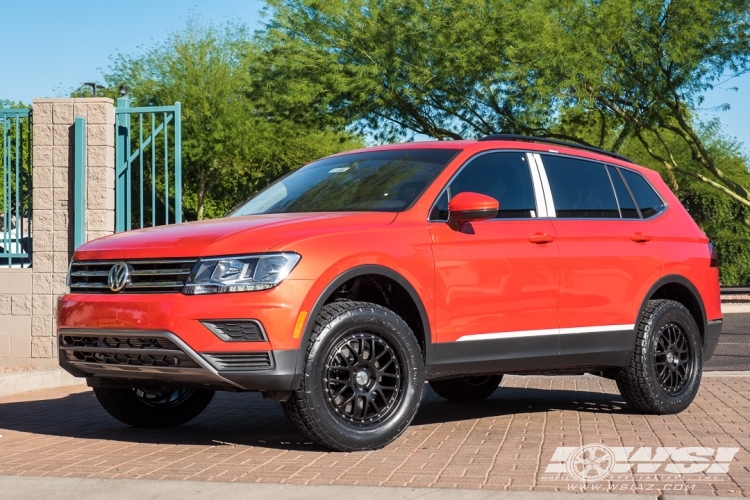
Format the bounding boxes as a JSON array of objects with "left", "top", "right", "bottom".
[{"left": 183, "top": 252, "right": 301, "bottom": 295}]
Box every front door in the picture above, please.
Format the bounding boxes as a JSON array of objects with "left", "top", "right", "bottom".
[{"left": 429, "top": 151, "right": 561, "bottom": 374}]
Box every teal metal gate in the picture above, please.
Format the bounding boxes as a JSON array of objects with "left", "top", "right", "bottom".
[
  {"left": 115, "top": 98, "right": 182, "bottom": 232},
  {"left": 0, "top": 108, "right": 32, "bottom": 267}
]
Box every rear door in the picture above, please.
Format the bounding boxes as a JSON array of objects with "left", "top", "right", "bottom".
[
  {"left": 429, "top": 151, "right": 561, "bottom": 374},
  {"left": 538, "top": 154, "right": 663, "bottom": 366}
]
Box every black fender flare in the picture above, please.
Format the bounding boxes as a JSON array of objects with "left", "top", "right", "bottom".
[
  {"left": 636, "top": 274, "right": 707, "bottom": 343},
  {"left": 291, "top": 265, "right": 434, "bottom": 388}
]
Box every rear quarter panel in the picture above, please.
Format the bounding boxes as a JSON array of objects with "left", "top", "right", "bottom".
[{"left": 644, "top": 170, "right": 722, "bottom": 321}]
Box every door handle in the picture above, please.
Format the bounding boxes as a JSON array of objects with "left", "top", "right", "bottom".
[
  {"left": 631, "top": 232, "right": 652, "bottom": 243},
  {"left": 529, "top": 232, "right": 555, "bottom": 244}
]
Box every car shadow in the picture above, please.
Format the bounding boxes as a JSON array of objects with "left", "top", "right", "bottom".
[{"left": 0, "top": 384, "right": 628, "bottom": 452}]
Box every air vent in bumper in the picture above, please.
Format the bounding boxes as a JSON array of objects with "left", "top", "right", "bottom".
[
  {"left": 202, "top": 352, "right": 274, "bottom": 371},
  {"left": 200, "top": 320, "right": 266, "bottom": 342},
  {"left": 60, "top": 334, "right": 200, "bottom": 368}
]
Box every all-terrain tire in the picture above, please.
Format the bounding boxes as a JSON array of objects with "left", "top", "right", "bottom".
[
  {"left": 93, "top": 387, "right": 214, "bottom": 428},
  {"left": 429, "top": 375, "right": 503, "bottom": 401},
  {"left": 616, "top": 299, "right": 702, "bottom": 414},
  {"left": 283, "top": 300, "right": 424, "bottom": 452}
]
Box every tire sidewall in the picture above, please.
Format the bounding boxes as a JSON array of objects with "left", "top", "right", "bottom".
[
  {"left": 640, "top": 302, "right": 703, "bottom": 413},
  {"left": 303, "top": 306, "right": 424, "bottom": 450}
]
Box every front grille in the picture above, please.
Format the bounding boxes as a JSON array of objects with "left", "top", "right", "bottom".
[
  {"left": 202, "top": 352, "right": 273, "bottom": 371},
  {"left": 69, "top": 259, "right": 197, "bottom": 293},
  {"left": 201, "top": 320, "right": 266, "bottom": 342},
  {"left": 60, "top": 334, "right": 200, "bottom": 368}
]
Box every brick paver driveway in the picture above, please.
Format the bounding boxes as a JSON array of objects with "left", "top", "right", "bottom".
[{"left": 1, "top": 375, "right": 749, "bottom": 497}]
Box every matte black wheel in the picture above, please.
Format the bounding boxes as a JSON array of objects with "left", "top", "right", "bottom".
[
  {"left": 283, "top": 300, "right": 424, "bottom": 451},
  {"left": 93, "top": 386, "right": 214, "bottom": 428},
  {"left": 616, "top": 299, "right": 702, "bottom": 414},
  {"left": 429, "top": 375, "right": 503, "bottom": 401}
]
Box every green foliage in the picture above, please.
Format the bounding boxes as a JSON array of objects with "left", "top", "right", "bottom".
[
  {"left": 258, "top": 0, "right": 557, "bottom": 141},
  {"left": 103, "top": 20, "right": 361, "bottom": 220},
  {"left": 259, "top": 0, "right": 750, "bottom": 283}
]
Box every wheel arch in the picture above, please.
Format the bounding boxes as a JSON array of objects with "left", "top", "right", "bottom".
[
  {"left": 639, "top": 275, "right": 707, "bottom": 343},
  {"left": 291, "top": 265, "right": 434, "bottom": 388}
]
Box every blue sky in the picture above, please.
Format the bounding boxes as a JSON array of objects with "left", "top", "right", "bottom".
[{"left": 1, "top": 0, "right": 748, "bottom": 155}]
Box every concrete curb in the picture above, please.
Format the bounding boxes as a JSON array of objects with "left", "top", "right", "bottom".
[
  {"left": 721, "top": 304, "right": 750, "bottom": 313},
  {"left": 0, "top": 368, "right": 85, "bottom": 398},
  {"left": 703, "top": 371, "right": 750, "bottom": 377},
  {"left": 0, "top": 475, "right": 676, "bottom": 500}
]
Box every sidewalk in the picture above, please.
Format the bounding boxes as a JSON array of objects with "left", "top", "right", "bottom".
[
  {"left": 0, "top": 475, "right": 735, "bottom": 500},
  {"left": 1, "top": 375, "right": 748, "bottom": 496}
]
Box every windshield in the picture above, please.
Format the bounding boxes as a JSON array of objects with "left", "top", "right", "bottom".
[{"left": 230, "top": 148, "right": 460, "bottom": 215}]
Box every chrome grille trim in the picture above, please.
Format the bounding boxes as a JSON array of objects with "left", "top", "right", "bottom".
[
  {"left": 131, "top": 269, "right": 191, "bottom": 276},
  {"left": 68, "top": 259, "right": 198, "bottom": 294}
]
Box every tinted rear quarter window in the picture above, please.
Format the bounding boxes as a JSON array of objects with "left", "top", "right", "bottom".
[
  {"left": 542, "top": 155, "right": 619, "bottom": 218},
  {"left": 607, "top": 166, "right": 640, "bottom": 218},
  {"left": 620, "top": 169, "right": 665, "bottom": 218}
]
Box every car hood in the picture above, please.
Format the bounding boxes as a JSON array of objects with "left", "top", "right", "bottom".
[{"left": 73, "top": 212, "right": 397, "bottom": 261}]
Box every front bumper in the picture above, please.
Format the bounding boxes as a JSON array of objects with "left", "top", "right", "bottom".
[
  {"left": 59, "top": 329, "right": 299, "bottom": 391},
  {"left": 57, "top": 280, "right": 314, "bottom": 392}
]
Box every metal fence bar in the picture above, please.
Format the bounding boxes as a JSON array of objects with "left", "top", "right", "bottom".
[
  {"left": 113, "top": 101, "right": 182, "bottom": 232},
  {"left": 139, "top": 114, "right": 144, "bottom": 229},
  {"left": 174, "top": 102, "right": 182, "bottom": 223},
  {"left": 151, "top": 113, "right": 156, "bottom": 228},
  {"left": 73, "top": 116, "right": 87, "bottom": 249},
  {"left": 164, "top": 112, "right": 169, "bottom": 225},
  {"left": 0, "top": 108, "right": 32, "bottom": 267}
]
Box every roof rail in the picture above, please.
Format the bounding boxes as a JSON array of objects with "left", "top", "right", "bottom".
[{"left": 477, "top": 134, "right": 633, "bottom": 163}]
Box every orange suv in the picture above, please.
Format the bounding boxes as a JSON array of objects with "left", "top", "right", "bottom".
[{"left": 59, "top": 135, "right": 722, "bottom": 451}]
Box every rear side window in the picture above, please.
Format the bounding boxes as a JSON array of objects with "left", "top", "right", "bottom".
[
  {"left": 430, "top": 152, "right": 537, "bottom": 220},
  {"left": 607, "top": 166, "right": 640, "bottom": 219},
  {"left": 620, "top": 169, "right": 665, "bottom": 218},
  {"left": 542, "top": 155, "right": 619, "bottom": 218}
]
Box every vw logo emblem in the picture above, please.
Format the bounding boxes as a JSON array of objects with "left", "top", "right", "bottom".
[{"left": 108, "top": 262, "right": 131, "bottom": 293}]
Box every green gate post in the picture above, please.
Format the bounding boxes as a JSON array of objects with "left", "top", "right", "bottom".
[
  {"left": 73, "top": 116, "right": 86, "bottom": 248},
  {"left": 115, "top": 97, "right": 131, "bottom": 232}
]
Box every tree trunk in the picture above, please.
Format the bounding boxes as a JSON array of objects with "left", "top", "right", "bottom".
[{"left": 197, "top": 174, "right": 206, "bottom": 221}]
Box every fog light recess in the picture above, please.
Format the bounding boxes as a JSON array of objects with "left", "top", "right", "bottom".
[{"left": 200, "top": 320, "right": 267, "bottom": 342}]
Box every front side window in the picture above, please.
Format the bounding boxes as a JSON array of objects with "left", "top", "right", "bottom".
[
  {"left": 542, "top": 155, "right": 620, "bottom": 218},
  {"left": 620, "top": 169, "right": 665, "bottom": 218},
  {"left": 430, "top": 152, "right": 537, "bottom": 220},
  {"left": 231, "top": 149, "right": 460, "bottom": 215}
]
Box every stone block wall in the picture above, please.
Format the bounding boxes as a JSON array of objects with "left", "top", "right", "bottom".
[
  {"left": 0, "top": 98, "right": 115, "bottom": 368},
  {"left": 0, "top": 269, "right": 34, "bottom": 365}
]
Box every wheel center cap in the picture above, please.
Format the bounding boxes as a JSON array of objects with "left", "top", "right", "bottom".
[
  {"left": 666, "top": 352, "right": 675, "bottom": 364},
  {"left": 355, "top": 370, "right": 369, "bottom": 386}
]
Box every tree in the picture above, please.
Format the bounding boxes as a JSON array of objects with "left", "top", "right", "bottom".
[
  {"left": 528, "top": 0, "right": 750, "bottom": 225},
  {"left": 259, "top": 0, "right": 750, "bottom": 204},
  {"left": 104, "top": 20, "right": 361, "bottom": 220},
  {"left": 257, "top": 0, "right": 560, "bottom": 142}
]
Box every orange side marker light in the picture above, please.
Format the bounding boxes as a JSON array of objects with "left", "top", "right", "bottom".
[{"left": 293, "top": 311, "right": 308, "bottom": 339}]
